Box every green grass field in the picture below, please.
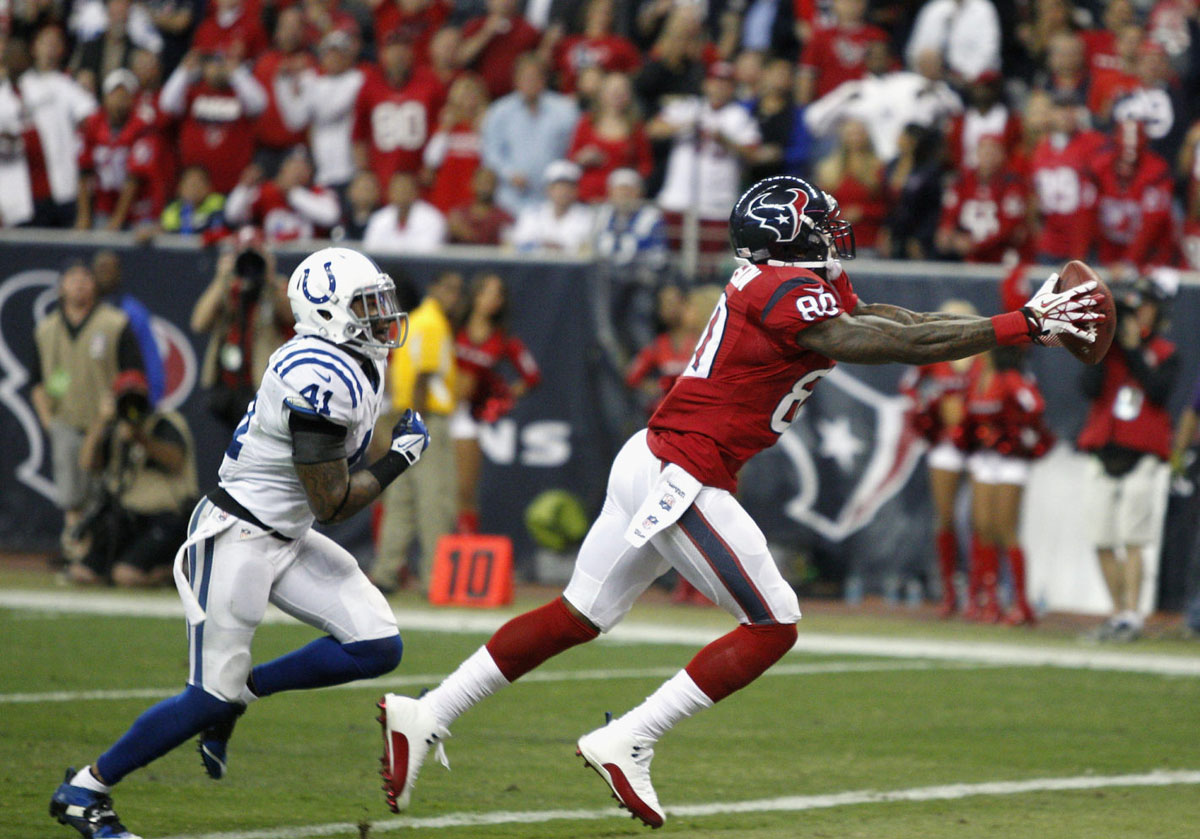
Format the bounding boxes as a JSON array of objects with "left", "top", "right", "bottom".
[{"left": 4, "top": 575, "right": 1200, "bottom": 839}]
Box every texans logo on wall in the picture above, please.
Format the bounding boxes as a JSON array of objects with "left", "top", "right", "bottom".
[{"left": 0, "top": 269, "right": 197, "bottom": 503}]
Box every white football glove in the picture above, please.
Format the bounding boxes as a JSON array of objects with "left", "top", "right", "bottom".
[
  {"left": 390, "top": 409, "right": 430, "bottom": 465},
  {"left": 1022, "top": 273, "right": 1104, "bottom": 346}
]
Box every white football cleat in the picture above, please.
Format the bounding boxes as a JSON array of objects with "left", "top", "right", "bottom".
[
  {"left": 576, "top": 721, "right": 665, "bottom": 829},
  {"left": 376, "top": 694, "right": 449, "bottom": 812}
]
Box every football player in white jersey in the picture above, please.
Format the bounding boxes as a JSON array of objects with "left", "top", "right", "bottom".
[{"left": 50, "top": 248, "right": 431, "bottom": 839}]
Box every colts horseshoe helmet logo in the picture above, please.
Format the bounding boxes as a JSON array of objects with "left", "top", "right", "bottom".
[
  {"left": 746, "top": 188, "right": 810, "bottom": 243},
  {"left": 301, "top": 261, "right": 337, "bottom": 304}
]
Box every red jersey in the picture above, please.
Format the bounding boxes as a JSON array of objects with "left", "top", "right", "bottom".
[
  {"left": 553, "top": 34, "right": 641, "bottom": 94},
  {"left": 939, "top": 170, "right": 1028, "bottom": 263},
  {"left": 446, "top": 202, "right": 512, "bottom": 245},
  {"left": 824, "top": 168, "right": 887, "bottom": 249},
  {"left": 1030, "top": 131, "right": 1105, "bottom": 260},
  {"left": 233, "top": 181, "right": 337, "bottom": 241},
  {"left": 567, "top": 115, "right": 653, "bottom": 202},
  {"left": 1088, "top": 66, "right": 1139, "bottom": 117},
  {"left": 648, "top": 262, "right": 859, "bottom": 492},
  {"left": 77, "top": 113, "right": 163, "bottom": 222},
  {"left": 354, "top": 71, "right": 440, "bottom": 191},
  {"left": 899, "top": 359, "right": 979, "bottom": 446},
  {"left": 459, "top": 15, "right": 541, "bottom": 99},
  {"left": 1076, "top": 337, "right": 1176, "bottom": 459},
  {"left": 455, "top": 328, "right": 541, "bottom": 420},
  {"left": 426, "top": 123, "right": 481, "bottom": 213},
  {"left": 965, "top": 368, "right": 1054, "bottom": 459},
  {"left": 1094, "top": 147, "right": 1178, "bottom": 268},
  {"left": 626, "top": 332, "right": 694, "bottom": 412},
  {"left": 192, "top": 8, "right": 269, "bottom": 57},
  {"left": 945, "top": 107, "right": 1022, "bottom": 171},
  {"left": 373, "top": 0, "right": 450, "bottom": 67},
  {"left": 799, "top": 22, "right": 889, "bottom": 99},
  {"left": 176, "top": 82, "right": 261, "bottom": 192},
  {"left": 253, "top": 51, "right": 313, "bottom": 150}
]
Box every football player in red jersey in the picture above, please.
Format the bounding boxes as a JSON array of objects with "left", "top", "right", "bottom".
[
  {"left": 1094, "top": 119, "right": 1179, "bottom": 270},
  {"left": 937, "top": 134, "right": 1029, "bottom": 263},
  {"left": 1029, "top": 93, "right": 1106, "bottom": 263},
  {"left": 374, "top": 176, "right": 1103, "bottom": 826}
]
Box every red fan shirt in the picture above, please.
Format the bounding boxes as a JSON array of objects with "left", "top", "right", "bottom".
[
  {"left": 354, "top": 71, "right": 441, "bottom": 190},
  {"left": 459, "top": 14, "right": 541, "bottom": 99},
  {"left": 567, "top": 115, "right": 653, "bottom": 202},
  {"left": 372, "top": 0, "right": 450, "bottom": 67},
  {"left": 192, "top": 7, "right": 269, "bottom": 57},
  {"left": 77, "top": 112, "right": 164, "bottom": 222},
  {"left": 553, "top": 34, "right": 641, "bottom": 94},
  {"left": 253, "top": 50, "right": 313, "bottom": 150},
  {"left": 1094, "top": 147, "right": 1178, "bottom": 268},
  {"left": 1076, "top": 336, "right": 1176, "bottom": 459},
  {"left": 175, "top": 81, "right": 261, "bottom": 192},
  {"left": 1029, "top": 130, "right": 1105, "bottom": 260},
  {"left": 799, "top": 22, "right": 889, "bottom": 99},
  {"left": 648, "top": 262, "right": 859, "bottom": 492},
  {"left": 939, "top": 170, "right": 1029, "bottom": 263},
  {"left": 426, "top": 122, "right": 482, "bottom": 213}
]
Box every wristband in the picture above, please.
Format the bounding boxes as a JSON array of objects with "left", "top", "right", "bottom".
[
  {"left": 991, "top": 310, "right": 1033, "bottom": 346},
  {"left": 366, "top": 450, "right": 409, "bottom": 489}
]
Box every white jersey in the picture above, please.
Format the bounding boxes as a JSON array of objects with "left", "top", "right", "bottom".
[{"left": 218, "top": 335, "right": 386, "bottom": 538}]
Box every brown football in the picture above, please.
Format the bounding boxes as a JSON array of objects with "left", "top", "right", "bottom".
[{"left": 1053, "top": 260, "right": 1115, "bottom": 364}]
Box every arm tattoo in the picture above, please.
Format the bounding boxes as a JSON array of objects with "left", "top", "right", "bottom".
[
  {"left": 799, "top": 312, "right": 999, "bottom": 365},
  {"left": 854, "top": 302, "right": 966, "bottom": 326},
  {"left": 294, "top": 459, "right": 385, "bottom": 524}
]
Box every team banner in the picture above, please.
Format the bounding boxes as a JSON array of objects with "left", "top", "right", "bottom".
[{"left": 2, "top": 241, "right": 1199, "bottom": 612}]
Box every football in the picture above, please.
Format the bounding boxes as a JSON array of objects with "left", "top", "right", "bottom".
[{"left": 1054, "top": 260, "right": 1115, "bottom": 364}]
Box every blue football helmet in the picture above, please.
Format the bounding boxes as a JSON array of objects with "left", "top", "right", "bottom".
[{"left": 729, "top": 175, "right": 856, "bottom": 264}]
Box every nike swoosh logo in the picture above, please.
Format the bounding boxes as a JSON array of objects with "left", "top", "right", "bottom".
[{"left": 315, "top": 372, "right": 331, "bottom": 383}]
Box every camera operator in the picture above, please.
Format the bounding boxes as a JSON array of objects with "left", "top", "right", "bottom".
[
  {"left": 1078, "top": 276, "right": 1179, "bottom": 641},
  {"left": 190, "top": 233, "right": 293, "bottom": 429},
  {"left": 67, "top": 371, "right": 198, "bottom": 587}
]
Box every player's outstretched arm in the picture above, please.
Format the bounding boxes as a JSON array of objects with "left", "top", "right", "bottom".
[
  {"left": 292, "top": 410, "right": 430, "bottom": 525},
  {"left": 851, "top": 302, "right": 966, "bottom": 326},
  {"left": 797, "top": 310, "right": 1005, "bottom": 365}
]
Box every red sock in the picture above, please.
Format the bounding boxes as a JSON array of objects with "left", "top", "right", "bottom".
[
  {"left": 485, "top": 598, "right": 598, "bottom": 682},
  {"left": 936, "top": 528, "right": 957, "bottom": 595},
  {"left": 1007, "top": 546, "right": 1029, "bottom": 608},
  {"left": 684, "top": 623, "right": 798, "bottom": 702},
  {"left": 967, "top": 534, "right": 985, "bottom": 606},
  {"left": 979, "top": 543, "right": 999, "bottom": 606}
]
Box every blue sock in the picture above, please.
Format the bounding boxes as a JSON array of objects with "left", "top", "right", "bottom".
[
  {"left": 95, "top": 685, "right": 239, "bottom": 785},
  {"left": 251, "top": 634, "right": 403, "bottom": 697}
]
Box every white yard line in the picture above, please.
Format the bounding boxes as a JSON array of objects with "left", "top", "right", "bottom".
[
  {"left": 5, "top": 588, "right": 1200, "bottom": 676},
  {"left": 0, "top": 660, "right": 980, "bottom": 704},
  {"left": 157, "top": 770, "right": 1200, "bottom": 839}
]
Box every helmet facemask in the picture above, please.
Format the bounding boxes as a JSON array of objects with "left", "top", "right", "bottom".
[{"left": 345, "top": 276, "right": 408, "bottom": 358}]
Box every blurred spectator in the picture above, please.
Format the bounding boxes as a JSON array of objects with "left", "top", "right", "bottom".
[
  {"left": 1033, "top": 30, "right": 1088, "bottom": 103},
  {"left": 1112, "top": 38, "right": 1188, "bottom": 165},
  {"left": 548, "top": 0, "right": 641, "bottom": 94},
  {"left": 1095, "top": 119, "right": 1178, "bottom": 271},
  {"left": 625, "top": 284, "right": 693, "bottom": 416},
  {"left": 1028, "top": 93, "right": 1105, "bottom": 263},
  {"left": 226, "top": 150, "right": 341, "bottom": 241},
  {"left": 130, "top": 49, "right": 170, "bottom": 131},
  {"left": 92, "top": 249, "right": 166, "bottom": 407},
  {"left": 369, "top": 0, "right": 451, "bottom": 68},
  {"left": 746, "top": 57, "right": 810, "bottom": 184},
  {"left": 69, "top": 0, "right": 165, "bottom": 56},
  {"left": 632, "top": 6, "right": 709, "bottom": 117},
  {"left": 190, "top": 237, "right": 292, "bottom": 428},
  {"left": 1017, "top": 89, "right": 1054, "bottom": 168},
  {"left": 160, "top": 49, "right": 267, "bottom": 193},
  {"left": 568, "top": 71, "right": 652, "bottom": 202},
  {"left": 76, "top": 69, "right": 166, "bottom": 231},
  {"left": 1078, "top": 277, "right": 1179, "bottom": 641},
  {"left": 945, "top": 70, "right": 1022, "bottom": 172},
  {"left": 252, "top": 6, "right": 313, "bottom": 173},
  {"left": 70, "top": 370, "right": 197, "bottom": 587},
  {"left": 69, "top": 0, "right": 144, "bottom": 94},
  {"left": 508, "top": 159, "right": 594, "bottom": 254},
  {"left": 1080, "top": 0, "right": 1136, "bottom": 74},
  {"left": 1146, "top": 0, "right": 1194, "bottom": 61},
  {"left": 897, "top": 302, "right": 980, "bottom": 617},
  {"left": 480, "top": 52, "right": 578, "bottom": 214},
  {"left": 354, "top": 30, "right": 444, "bottom": 195},
  {"left": 1016, "top": 0, "right": 1077, "bottom": 77},
  {"left": 1088, "top": 23, "right": 1143, "bottom": 120},
  {"left": 725, "top": 0, "right": 799, "bottom": 59},
  {"left": 446, "top": 166, "right": 513, "bottom": 244},
  {"left": 797, "top": 0, "right": 887, "bottom": 104},
  {"left": 651, "top": 60, "right": 759, "bottom": 251},
  {"left": 375, "top": 270, "right": 463, "bottom": 592},
  {"left": 340, "top": 169, "right": 380, "bottom": 240},
  {"left": 455, "top": 0, "right": 542, "bottom": 99},
  {"left": 805, "top": 42, "right": 961, "bottom": 163},
  {"left": 0, "top": 55, "right": 35, "bottom": 227},
  {"left": 415, "top": 24, "right": 462, "bottom": 99},
  {"left": 300, "top": 0, "right": 360, "bottom": 46},
  {"left": 815, "top": 118, "right": 887, "bottom": 254},
  {"left": 423, "top": 72, "right": 489, "bottom": 214},
  {"left": 963, "top": 346, "right": 1052, "bottom": 625},
  {"left": 450, "top": 272, "right": 541, "bottom": 534},
  {"left": 191, "top": 0, "right": 268, "bottom": 57},
  {"left": 159, "top": 165, "right": 226, "bottom": 233},
  {"left": 883, "top": 123, "right": 945, "bottom": 260},
  {"left": 31, "top": 262, "right": 143, "bottom": 560},
  {"left": 363, "top": 170, "right": 447, "bottom": 253},
  {"left": 274, "top": 29, "right": 366, "bottom": 193},
  {"left": 142, "top": 0, "right": 202, "bottom": 76},
  {"left": 905, "top": 0, "right": 1001, "bottom": 83},
  {"left": 21, "top": 25, "right": 97, "bottom": 227},
  {"left": 936, "top": 134, "right": 1028, "bottom": 263}
]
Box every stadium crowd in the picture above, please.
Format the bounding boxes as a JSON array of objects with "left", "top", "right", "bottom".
[{"left": 0, "top": 0, "right": 1197, "bottom": 272}]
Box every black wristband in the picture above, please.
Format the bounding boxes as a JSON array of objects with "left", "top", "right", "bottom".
[{"left": 366, "top": 450, "right": 409, "bottom": 490}]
